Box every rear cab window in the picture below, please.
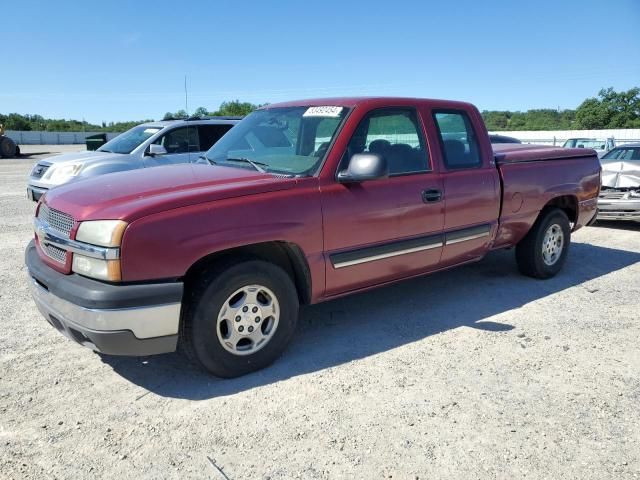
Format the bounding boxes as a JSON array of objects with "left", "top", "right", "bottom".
[{"left": 432, "top": 110, "right": 482, "bottom": 169}]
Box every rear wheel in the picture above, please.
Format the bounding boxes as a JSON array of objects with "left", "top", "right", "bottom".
[
  {"left": 516, "top": 208, "right": 571, "bottom": 279},
  {"left": 180, "top": 259, "right": 299, "bottom": 377},
  {"left": 0, "top": 137, "right": 17, "bottom": 158}
]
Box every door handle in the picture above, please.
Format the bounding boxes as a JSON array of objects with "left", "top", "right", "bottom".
[{"left": 422, "top": 189, "right": 442, "bottom": 203}]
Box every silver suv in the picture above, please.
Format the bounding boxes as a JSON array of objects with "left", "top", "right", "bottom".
[{"left": 27, "top": 117, "right": 240, "bottom": 201}]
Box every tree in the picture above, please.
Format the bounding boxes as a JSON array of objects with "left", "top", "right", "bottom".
[
  {"left": 575, "top": 87, "right": 640, "bottom": 129},
  {"left": 212, "top": 100, "right": 260, "bottom": 117},
  {"left": 193, "top": 106, "right": 209, "bottom": 117},
  {"left": 4, "top": 113, "right": 32, "bottom": 131}
]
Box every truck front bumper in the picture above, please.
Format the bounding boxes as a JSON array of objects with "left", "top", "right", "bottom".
[
  {"left": 597, "top": 198, "right": 640, "bottom": 221},
  {"left": 25, "top": 241, "right": 183, "bottom": 356}
]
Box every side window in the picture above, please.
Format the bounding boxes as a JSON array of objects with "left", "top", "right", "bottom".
[
  {"left": 344, "top": 108, "right": 428, "bottom": 175},
  {"left": 198, "top": 124, "right": 233, "bottom": 151},
  {"left": 154, "top": 127, "right": 199, "bottom": 153},
  {"left": 433, "top": 111, "right": 482, "bottom": 169}
]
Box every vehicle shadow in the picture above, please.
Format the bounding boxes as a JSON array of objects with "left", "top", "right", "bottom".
[
  {"left": 592, "top": 220, "right": 640, "bottom": 232},
  {"left": 102, "top": 242, "right": 640, "bottom": 399}
]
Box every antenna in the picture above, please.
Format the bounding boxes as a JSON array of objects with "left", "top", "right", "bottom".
[
  {"left": 184, "top": 75, "right": 191, "bottom": 164},
  {"left": 184, "top": 75, "right": 189, "bottom": 115}
]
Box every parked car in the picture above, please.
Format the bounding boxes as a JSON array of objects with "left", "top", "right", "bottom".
[
  {"left": 26, "top": 117, "right": 241, "bottom": 201},
  {"left": 597, "top": 143, "right": 640, "bottom": 221},
  {"left": 489, "top": 134, "right": 521, "bottom": 144},
  {"left": 562, "top": 137, "right": 615, "bottom": 158},
  {"left": 26, "top": 97, "right": 600, "bottom": 377}
]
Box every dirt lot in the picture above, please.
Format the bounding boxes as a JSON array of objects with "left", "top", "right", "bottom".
[{"left": 1, "top": 150, "right": 639, "bottom": 479}]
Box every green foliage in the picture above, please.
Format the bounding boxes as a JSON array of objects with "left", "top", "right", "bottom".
[
  {"left": 3, "top": 91, "right": 638, "bottom": 134},
  {"left": 574, "top": 87, "right": 640, "bottom": 129},
  {"left": 482, "top": 109, "right": 576, "bottom": 131},
  {"left": 211, "top": 100, "right": 262, "bottom": 117},
  {"left": 483, "top": 87, "right": 639, "bottom": 131},
  {"left": 162, "top": 100, "right": 263, "bottom": 120},
  {"left": 0, "top": 112, "right": 152, "bottom": 133}
]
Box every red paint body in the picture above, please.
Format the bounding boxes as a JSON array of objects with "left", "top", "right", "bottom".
[{"left": 39, "top": 98, "right": 601, "bottom": 303}]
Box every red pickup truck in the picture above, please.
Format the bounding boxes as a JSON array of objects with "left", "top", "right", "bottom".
[{"left": 26, "top": 97, "right": 600, "bottom": 377}]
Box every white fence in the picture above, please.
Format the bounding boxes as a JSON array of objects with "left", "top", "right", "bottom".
[
  {"left": 490, "top": 128, "right": 640, "bottom": 146},
  {"left": 4, "top": 130, "right": 119, "bottom": 145}
]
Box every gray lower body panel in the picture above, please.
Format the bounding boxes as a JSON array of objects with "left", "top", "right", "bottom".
[{"left": 26, "top": 240, "right": 182, "bottom": 356}]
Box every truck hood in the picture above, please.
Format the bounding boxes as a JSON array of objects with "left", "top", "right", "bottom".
[
  {"left": 43, "top": 163, "right": 296, "bottom": 222},
  {"left": 37, "top": 150, "right": 123, "bottom": 166},
  {"left": 600, "top": 160, "right": 640, "bottom": 188}
]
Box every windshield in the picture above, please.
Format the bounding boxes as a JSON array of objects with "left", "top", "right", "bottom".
[
  {"left": 205, "top": 106, "right": 349, "bottom": 176},
  {"left": 601, "top": 146, "right": 640, "bottom": 161},
  {"left": 98, "top": 125, "right": 162, "bottom": 154},
  {"left": 563, "top": 139, "right": 606, "bottom": 149}
]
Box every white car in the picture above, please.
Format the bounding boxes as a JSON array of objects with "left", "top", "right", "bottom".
[
  {"left": 27, "top": 117, "right": 240, "bottom": 201},
  {"left": 562, "top": 137, "right": 615, "bottom": 158}
]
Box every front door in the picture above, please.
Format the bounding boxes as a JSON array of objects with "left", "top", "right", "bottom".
[
  {"left": 145, "top": 126, "right": 201, "bottom": 166},
  {"left": 321, "top": 107, "right": 445, "bottom": 296}
]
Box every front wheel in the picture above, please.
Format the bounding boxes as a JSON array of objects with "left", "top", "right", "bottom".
[
  {"left": 516, "top": 208, "right": 571, "bottom": 279},
  {"left": 180, "top": 259, "right": 299, "bottom": 378}
]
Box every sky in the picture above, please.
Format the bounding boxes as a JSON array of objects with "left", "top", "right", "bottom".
[{"left": 2, "top": 0, "right": 639, "bottom": 124}]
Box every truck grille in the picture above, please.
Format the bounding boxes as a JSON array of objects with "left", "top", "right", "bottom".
[
  {"left": 42, "top": 243, "right": 67, "bottom": 264},
  {"left": 599, "top": 190, "right": 626, "bottom": 200},
  {"left": 31, "top": 163, "right": 50, "bottom": 179},
  {"left": 38, "top": 204, "right": 75, "bottom": 238}
]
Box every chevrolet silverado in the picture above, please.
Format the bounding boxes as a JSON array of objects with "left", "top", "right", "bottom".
[{"left": 26, "top": 97, "right": 600, "bottom": 377}]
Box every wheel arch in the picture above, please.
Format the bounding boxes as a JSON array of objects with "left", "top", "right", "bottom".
[
  {"left": 182, "top": 241, "right": 312, "bottom": 305},
  {"left": 541, "top": 194, "right": 578, "bottom": 225}
]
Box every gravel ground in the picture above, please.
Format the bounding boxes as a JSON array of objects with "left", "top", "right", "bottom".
[{"left": 1, "top": 152, "right": 639, "bottom": 479}]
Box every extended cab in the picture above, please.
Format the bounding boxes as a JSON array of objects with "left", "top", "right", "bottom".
[{"left": 26, "top": 97, "right": 600, "bottom": 377}]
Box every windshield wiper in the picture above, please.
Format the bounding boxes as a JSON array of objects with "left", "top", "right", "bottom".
[{"left": 224, "top": 157, "right": 268, "bottom": 173}]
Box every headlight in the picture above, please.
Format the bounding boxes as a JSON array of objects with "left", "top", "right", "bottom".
[
  {"left": 75, "top": 220, "right": 127, "bottom": 247},
  {"left": 72, "top": 220, "right": 127, "bottom": 281},
  {"left": 72, "top": 255, "right": 121, "bottom": 282},
  {"left": 45, "top": 163, "right": 83, "bottom": 184}
]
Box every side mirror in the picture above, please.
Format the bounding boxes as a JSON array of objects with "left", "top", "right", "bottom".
[
  {"left": 337, "top": 153, "right": 388, "bottom": 183},
  {"left": 148, "top": 144, "right": 167, "bottom": 156}
]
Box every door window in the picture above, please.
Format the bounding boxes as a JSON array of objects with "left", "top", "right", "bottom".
[
  {"left": 344, "top": 108, "right": 428, "bottom": 175},
  {"left": 155, "top": 127, "right": 199, "bottom": 153},
  {"left": 198, "top": 124, "right": 233, "bottom": 151},
  {"left": 433, "top": 111, "right": 482, "bottom": 169}
]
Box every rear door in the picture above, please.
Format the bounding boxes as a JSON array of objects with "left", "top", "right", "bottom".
[
  {"left": 431, "top": 109, "right": 500, "bottom": 267},
  {"left": 321, "top": 107, "right": 445, "bottom": 296}
]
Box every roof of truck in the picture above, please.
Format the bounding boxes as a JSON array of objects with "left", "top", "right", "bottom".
[{"left": 262, "top": 97, "right": 477, "bottom": 110}]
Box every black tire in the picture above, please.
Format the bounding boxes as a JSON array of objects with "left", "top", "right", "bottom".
[
  {"left": 516, "top": 208, "right": 571, "bottom": 279},
  {"left": 0, "top": 137, "right": 17, "bottom": 158},
  {"left": 180, "top": 259, "right": 299, "bottom": 378}
]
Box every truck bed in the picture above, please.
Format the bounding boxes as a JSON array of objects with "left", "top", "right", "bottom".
[
  {"left": 493, "top": 143, "right": 598, "bottom": 164},
  {"left": 492, "top": 144, "right": 601, "bottom": 248}
]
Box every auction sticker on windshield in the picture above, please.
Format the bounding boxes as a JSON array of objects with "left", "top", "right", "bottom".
[{"left": 303, "top": 106, "right": 344, "bottom": 117}]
